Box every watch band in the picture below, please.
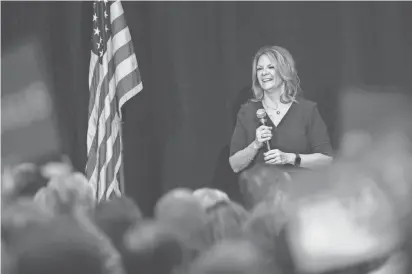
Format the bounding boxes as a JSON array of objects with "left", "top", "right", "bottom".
[{"left": 294, "top": 153, "right": 301, "bottom": 166}]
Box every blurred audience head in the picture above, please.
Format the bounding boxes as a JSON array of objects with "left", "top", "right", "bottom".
[
  {"left": 123, "top": 220, "right": 186, "bottom": 274},
  {"left": 155, "top": 188, "right": 209, "bottom": 234},
  {"left": 154, "top": 188, "right": 214, "bottom": 258},
  {"left": 93, "top": 195, "right": 143, "bottom": 249},
  {"left": 238, "top": 164, "right": 291, "bottom": 209},
  {"left": 2, "top": 242, "right": 14, "bottom": 274},
  {"left": 243, "top": 200, "right": 295, "bottom": 274},
  {"left": 193, "top": 188, "right": 230, "bottom": 210},
  {"left": 189, "top": 239, "right": 275, "bottom": 274},
  {"left": 154, "top": 188, "right": 195, "bottom": 217},
  {"left": 206, "top": 200, "right": 249, "bottom": 243},
  {"left": 36, "top": 172, "right": 95, "bottom": 216},
  {"left": 1, "top": 163, "right": 48, "bottom": 202},
  {"left": 40, "top": 156, "right": 73, "bottom": 180},
  {"left": 2, "top": 198, "right": 52, "bottom": 246},
  {"left": 9, "top": 216, "right": 105, "bottom": 274}
]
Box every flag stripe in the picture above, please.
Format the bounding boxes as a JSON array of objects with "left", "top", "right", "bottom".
[
  {"left": 86, "top": 137, "right": 98, "bottom": 178},
  {"left": 94, "top": 67, "right": 110, "bottom": 150},
  {"left": 106, "top": 155, "right": 122, "bottom": 199},
  {"left": 94, "top": 103, "right": 118, "bottom": 200},
  {"left": 88, "top": 86, "right": 114, "bottom": 185},
  {"left": 112, "top": 27, "right": 131, "bottom": 55},
  {"left": 110, "top": 1, "right": 124, "bottom": 23},
  {"left": 88, "top": 59, "right": 100, "bottom": 115},
  {"left": 119, "top": 81, "right": 143, "bottom": 110},
  {"left": 88, "top": 37, "right": 112, "bottom": 129},
  {"left": 114, "top": 54, "right": 139, "bottom": 90},
  {"left": 87, "top": 58, "right": 100, "bottom": 150},
  {"left": 104, "top": 132, "right": 121, "bottom": 198},
  {"left": 96, "top": 108, "right": 118, "bottom": 200},
  {"left": 89, "top": 54, "right": 99, "bottom": 88},
  {"left": 87, "top": 44, "right": 110, "bottom": 151},
  {"left": 116, "top": 68, "right": 141, "bottom": 101},
  {"left": 111, "top": 14, "right": 127, "bottom": 37}
]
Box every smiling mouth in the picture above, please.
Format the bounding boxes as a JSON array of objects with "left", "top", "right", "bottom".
[{"left": 262, "top": 79, "right": 272, "bottom": 82}]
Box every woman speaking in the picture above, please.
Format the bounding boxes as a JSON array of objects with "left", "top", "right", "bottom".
[{"left": 229, "top": 45, "right": 333, "bottom": 174}]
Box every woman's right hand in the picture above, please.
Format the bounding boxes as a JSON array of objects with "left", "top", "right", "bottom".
[{"left": 255, "top": 125, "right": 273, "bottom": 148}]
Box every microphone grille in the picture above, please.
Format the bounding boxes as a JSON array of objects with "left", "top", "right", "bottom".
[{"left": 256, "top": 108, "right": 267, "bottom": 119}]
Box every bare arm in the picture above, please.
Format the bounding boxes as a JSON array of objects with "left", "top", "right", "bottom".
[
  {"left": 283, "top": 152, "right": 333, "bottom": 169},
  {"left": 229, "top": 141, "right": 260, "bottom": 173},
  {"left": 300, "top": 153, "right": 333, "bottom": 169},
  {"left": 229, "top": 103, "right": 272, "bottom": 173}
]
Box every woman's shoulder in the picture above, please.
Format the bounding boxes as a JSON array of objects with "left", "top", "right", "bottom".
[
  {"left": 237, "top": 99, "right": 261, "bottom": 116},
  {"left": 294, "top": 97, "right": 318, "bottom": 113}
]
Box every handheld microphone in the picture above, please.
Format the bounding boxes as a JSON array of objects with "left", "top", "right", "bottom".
[{"left": 256, "top": 109, "right": 271, "bottom": 151}]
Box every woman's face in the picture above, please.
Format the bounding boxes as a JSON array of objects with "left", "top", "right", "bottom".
[{"left": 256, "top": 54, "right": 283, "bottom": 92}]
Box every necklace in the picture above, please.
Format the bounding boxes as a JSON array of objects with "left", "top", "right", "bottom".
[{"left": 263, "top": 100, "right": 281, "bottom": 115}]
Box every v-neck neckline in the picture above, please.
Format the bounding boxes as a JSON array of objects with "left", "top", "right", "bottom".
[{"left": 260, "top": 101, "right": 294, "bottom": 128}]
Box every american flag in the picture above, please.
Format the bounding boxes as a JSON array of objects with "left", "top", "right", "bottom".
[{"left": 86, "top": 0, "right": 142, "bottom": 202}]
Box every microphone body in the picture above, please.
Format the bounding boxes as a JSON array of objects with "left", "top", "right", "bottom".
[{"left": 256, "top": 109, "right": 271, "bottom": 151}]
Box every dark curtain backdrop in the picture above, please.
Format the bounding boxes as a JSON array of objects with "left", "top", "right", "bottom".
[{"left": 2, "top": 1, "right": 412, "bottom": 215}]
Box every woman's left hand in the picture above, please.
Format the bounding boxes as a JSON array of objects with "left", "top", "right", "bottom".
[{"left": 264, "top": 149, "right": 294, "bottom": 165}]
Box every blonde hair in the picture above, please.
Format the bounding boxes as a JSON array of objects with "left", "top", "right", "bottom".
[{"left": 252, "top": 45, "right": 302, "bottom": 103}]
